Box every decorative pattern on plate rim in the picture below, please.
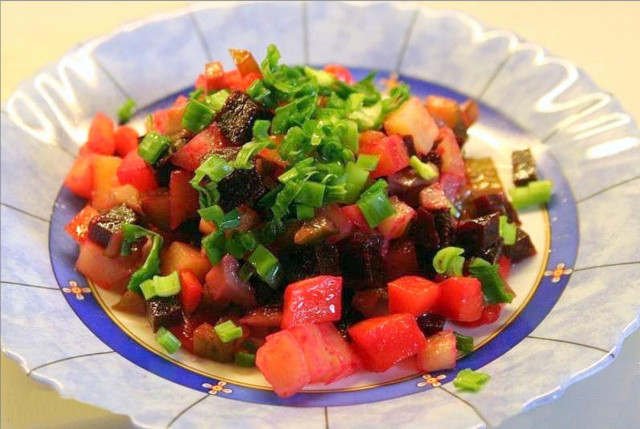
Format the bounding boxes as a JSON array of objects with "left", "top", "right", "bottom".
[
  {"left": 202, "top": 381, "right": 233, "bottom": 396},
  {"left": 544, "top": 263, "right": 573, "bottom": 283},
  {"left": 61, "top": 280, "right": 91, "bottom": 300},
  {"left": 417, "top": 374, "right": 447, "bottom": 388}
]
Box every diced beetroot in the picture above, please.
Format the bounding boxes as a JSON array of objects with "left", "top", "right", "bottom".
[
  {"left": 347, "top": 313, "right": 426, "bottom": 372},
  {"left": 352, "top": 288, "right": 389, "bottom": 318},
  {"left": 387, "top": 167, "right": 429, "bottom": 208},
  {"left": 433, "top": 277, "right": 484, "bottom": 322},
  {"left": 64, "top": 154, "right": 94, "bottom": 199},
  {"left": 65, "top": 205, "right": 100, "bottom": 243},
  {"left": 321, "top": 204, "right": 353, "bottom": 244},
  {"left": 86, "top": 113, "right": 115, "bottom": 155},
  {"left": 169, "top": 170, "right": 199, "bottom": 229},
  {"left": 388, "top": 276, "right": 441, "bottom": 316},
  {"left": 239, "top": 306, "right": 283, "bottom": 328},
  {"left": 171, "top": 123, "right": 229, "bottom": 171},
  {"left": 456, "top": 304, "right": 502, "bottom": 328},
  {"left": 114, "top": 126, "right": 139, "bottom": 156},
  {"left": 316, "top": 323, "right": 362, "bottom": 382},
  {"left": 179, "top": 270, "right": 204, "bottom": 315},
  {"left": 117, "top": 151, "right": 158, "bottom": 193},
  {"left": 341, "top": 204, "right": 372, "bottom": 233},
  {"left": 384, "top": 239, "right": 420, "bottom": 280},
  {"left": 204, "top": 254, "right": 256, "bottom": 309},
  {"left": 359, "top": 134, "right": 410, "bottom": 178},
  {"left": 256, "top": 330, "right": 311, "bottom": 398},
  {"left": 282, "top": 276, "right": 343, "bottom": 329},
  {"left": 161, "top": 241, "right": 212, "bottom": 282},
  {"left": 75, "top": 241, "right": 143, "bottom": 293},
  {"left": 377, "top": 197, "right": 416, "bottom": 240},
  {"left": 141, "top": 189, "right": 171, "bottom": 230},
  {"left": 419, "top": 182, "right": 450, "bottom": 211},
  {"left": 91, "top": 155, "right": 122, "bottom": 212},
  {"left": 383, "top": 97, "right": 438, "bottom": 156},
  {"left": 289, "top": 324, "right": 342, "bottom": 384},
  {"left": 415, "top": 330, "right": 457, "bottom": 372}
]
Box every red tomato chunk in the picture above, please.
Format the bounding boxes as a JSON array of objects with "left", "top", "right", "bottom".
[
  {"left": 282, "top": 276, "right": 343, "bottom": 329},
  {"left": 433, "top": 277, "right": 484, "bottom": 322},
  {"left": 388, "top": 276, "right": 440, "bottom": 316}
]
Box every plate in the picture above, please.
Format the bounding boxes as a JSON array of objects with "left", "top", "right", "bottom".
[{"left": 2, "top": 2, "right": 639, "bottom": 428}]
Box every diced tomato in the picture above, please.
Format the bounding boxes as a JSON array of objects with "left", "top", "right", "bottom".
[
  {"left": 161, "top": 241, "right": 212, "bottom": 282},
  {"left": 425, "top": 96, "right": 462, "bottom": 129},
  {"left": 75, "top": 241, "right": 144, "bottom": 293},
  {"left": 109, "top": 184, "right": 142, "bottom": 213},
  {"left": 171, "top": 123, "right": 229, "bottom": 171},
  {"left": 498, "top": 255, "right": 512, "bottom": 279},
  {"left": 179, "top": 270, "right": 204, "bottom": 315},
  {"left": 348, "top": 313, "right": 426, "bottom": 372},
  {"left": 91, "top": 155, "right": 122, "bottom": 211},
  {"left": 141, "top": 189, "right": 171, "bottom": 230},
  {"left": 352, "top": 288, "right": 389, "bottom": 318},
  {"left": 117, "top": 151, "right": 158, "bottom": 193},
  {"left": 436, "top": 127, "right": 466, "bottom": 201},
  {"left": 256, "top": 330, "right": 311, "bottom": 398},
  {"left": 323, "top": 64, "right": 354, "bottom": 84},
  {"left": 456, "top": 304, "right": 502, "bottom": 328},
  {"left": 316, "top": 323, "right": 362, "bottom": 382},
  {"left": 384, "top": 239, "right": 420, "bottom": 280},
  {"left": 114, "top": 126, "right": 139, "bottom": 156},
  {"left": 151, "top": 98, "right": 187, "bottom": 136},
  {"left": 359, "top": 134, "right": 410, "bottom": 178},
  {"left": 341, "top": 204, "right": 372, "bottom": 233},
  {"left": 419, "top": 182, "right": 450, "bottom": 211},
  {"left": 258, "top": 135, "right": 288, "bottom": 168},
  {"left": 415, "top": 330, "right": 457, "bottom": 372},
  {"left": 289, "top": 324, "right": 342, "bottom": 384},
  {"left": 388, "top": 276, "right": 441, "bottom": 316},
  {"left": 239, "top": 306, "right": 283, "bottom": 328},
  {"left": 64, "top": 154, "right": 94, "bottom": 199},
  {"left": 204, "top": 254, "right": 256, "bottom": 309},
  {"left": 86, "top": 113, "right": 115, "bottom": 155},
  {"left": 321, "top": 204, "right": 353, "bottom": 244},
  {"left": 282, "top": 276, "right": 343, "bottom": 329},
  {"left": 64, "top": 205, "right": 99, "bottom": 243},
  {"left": 169, "top": 170, "right": 199, "bottom": 229},
  {"left": 199, "top": 218, "right": 217, "bottom": 235},
  {"left": 359, "top": 130, "right": 386, "bottom": 147},
  {"left": 433, "top": 277, "right": 484, "bottom": 322},
  {"left": 377, "top": 197, "right": 415, "bottom": 239},
  {"left": 384, "top": 97, "right": 438, "bottom": 156},
  {"left": 200, "top": 61, "right": 226, "bottom": 92}
]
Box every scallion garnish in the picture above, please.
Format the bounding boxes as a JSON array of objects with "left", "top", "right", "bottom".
[
  {"left": 202, "top": 230, "right": 225, "bottom": 266},
  {"left": 156, "top": 327, "right": 182, "bottom": 354},
  {"left": 498, "top": 215, "right": 517, "bottom": 246},
  {"left": 182, "top": 98, "right": 215, "bottom": 133},
  {"left": 410, "top": 156, "right": 439, "bottom": 181},
  {"left": 296, "top": 204, "right": 315, "bottom": 220},
  {"left": 341, "top": 162, "right": 370, "bottom": 203},
  {"left": 468, "top": 258, "right": 515, "bottom": 304},
  {"left": 509, "top": 180, "right": 553, "bottom": 209},
  {"left": 454, "top": 332, "right": 474, "bottom": 355},
  {"left": 120, "top": 224, "right": 163, "bottom": 293},
  {"left": 433, "top": 247, "right": 465, "bottom": 277},
  {"left": 153, "top": 271, "right": 181, "bottom": 297},
  {"left": 356, "top": 154, "right": 380, "bottom": 172},
  {"left": 139, "top": 279, "right": 157, "bottom": 300},
  {"left": 247, "top": 245, "right": 281, "bottom": 288},
  {"left": 117, "top": 98, "right": 136, "bottom": 124},
  {"left": 356, "top": 183, "right": 395, "bottom": 228},
  {"left": 234, "top": 351, "right": 256, "bottom": 367},
  {"left": 214, "top": 320, "right": 243, "bottom": 343},
  {"left": 138, "top": 133, "right": 171, "bottom": 164},
  {"left": 453, "top": 369, "right": 491, "bottom": 392},
  {"left": 295, "top": 181, "right": 326, "bottom": 208},
  {"left": 198, "top": 205, "right": 224, "bottom": 223},
  {"left": 204, "top": 89, "right": 230, "bottom": 113}
]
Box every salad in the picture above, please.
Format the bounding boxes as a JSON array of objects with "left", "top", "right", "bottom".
[{"left": 63, "top": 45, "right": 551, "bottom": 398}]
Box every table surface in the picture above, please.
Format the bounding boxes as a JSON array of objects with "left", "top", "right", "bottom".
[{"left": 1, "top": 2, "right": 639, "bottom": 428}]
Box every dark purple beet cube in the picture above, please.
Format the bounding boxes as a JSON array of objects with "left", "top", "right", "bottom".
[
  {"left": 146, "top": 295, "right": 182, "bottom": 332},
  {"left": 410, "top": 208, "right": 440, "bottom": 251},
  {"left": 217, "top": 167, "right": 266, "bottom": 212},
  {"left": 215, "top": 91, "right": 262, "bottom": 146},
  {"left": 417, "top": 313, "right": 446, "bottom": 337},
  {"left": 338, "top": 233, "right": 385, "bottom": 290},
  {"left": 470, "top": 191, "right": 520, "bottom": 225},
  {"left": 455, "top": 213, "right": 500, "bottom": 253},
  {"left": 387, "top": 167, "right": 428, "bottom": 208},
  {"left": 88, "top": 204, "right": 138, "bottom": 247},
  {"left": 504, "top": 228, "right": 536, "bottom": 262},
  {"left": 280, "top": 243, "right": 341, "bottom": 283},
  {"left": 512, "top": 149, "right": 538, "bottom": 187},
  {"left": 433, "top": 209, "right": 455, "bottom": 248}
]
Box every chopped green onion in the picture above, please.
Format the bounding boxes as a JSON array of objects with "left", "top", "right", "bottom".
[
  {"left": 356, "top": 187, "right": 396, "bottom": 228},
  {"left": 189, "top": 88, "right": 204, "bottom": 99},
  {"left": 509, "top": 180, "right": 553, "bottom": 209},
  {"left": 138, "top": 133, "right": 171, "bottom": 164},
  {"left": 357, "top": 154, "right": 380, "bottom": 172},
  {"left": 499, "top": 215, "right": 517, "bottom": 246},
  {"left": 296, "top": 204, "right": 315, "bottom": 220},
  {"left": 202, "top": 230, "right": 225, "bottom": 266},
  {"left": 237, "top": 262, "right": 256, "bottom": 283},
  {"left": 139, "top": 279, "right": 157, "bottom": 300},
  {"left": 218, "top": 209, "right": 242, "bottom": 231},
  {"left": 117, "top": 99, "right": 136, "bottom": 124},
  {"left": 247, "top": 245, "right": 281, "bottom": 288},
  {"left": 454, "top": 332, "right": 474, "bottom": 354},
  {"left": 257, "top": 184, "right": 283, "bottom": 209},
  {"left": 234, "top": 351, "right": 256, "bottom": 367},
  {"left": 295, "top": 181, "right": 326, "bottom": 208},
  {"left": 241, "top": 339, "right": 260, "bottom": 354},
  {"left": 182, "top": 98, "right": 215, "bottom": 133},
  {"left": 120, "top": 224, "right": 163, "bottom": 293},
  {"left": 154, "top": 271, "right": 181, "bottom": 297},
  {"left": 190, "top": 155, "right": 234, "bottom": 198},
  {"left": 198, "top": 205, "right": 224, "bottom": 223},
  {"left": 433, "top": 246, "right": 465, "bottom": 277},
  {"left": 303, "top": 66, "right": 336, "bottom": 87},
  {"left": 468, "top": 258, "right": 515, "bottom": 304},
  {"left": 233, "top": 120, "right": 274, "bottom": 169},
  {"left": 204, "top": 89, "right": 230, "bottom": 113},
  {"left": 214, "top": 320, "right": 243, "bottom": 343},
  {"left": 410, "top": 156, "right": 439, "bottom": 181},
  {"left": 271, "top": 181, "right": 301, "bottom": 222},
  {"left": 156, "top": 327, "right": 182, "bottom": 354},
  {"left": 342, "top": 162, "right": 370, "bottom": 203},
  {"left": 453, "top": 369, "right": 491, "bottom": 392}
]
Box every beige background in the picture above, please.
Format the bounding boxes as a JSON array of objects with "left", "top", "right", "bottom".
[{"left": 2, "top": 2, "right": 639, "bottom": 428}]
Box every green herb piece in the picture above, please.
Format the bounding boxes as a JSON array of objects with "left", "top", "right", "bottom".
[
  {"left": 303, "top": 66, "right": 336, "bottom": 87},
  {"left": 190, "top": 155, "right": 234, "bottom": 208},
  {"left": 272, "top": 94, "right": 318, "bottom": 134},
  {"left": 214, "top": 320, "right": 243, "bottom": 343},
  {"left": 120, "top": 224, "right": 163, "bottom": 293},
  {"left": 139, "top": 279, "right": 157, "bottom": 300},
  {"left": 234, "top": 351, "right": 256, "bottom": 367},
  {"left": 247, "top": 245, "right": 281, "bottom": 288},
  {"left": 356, "top": 185, "right": 395, "bottom": 228},
  {"left": 382, "top": 83, "right": 410, "bottom": 116},
  {"left": 357, "top": 154, "right": 380, "bottom": 172},
  {"left": 454, "top": 332, "right": 474, "bottom": 355},
  {"left": 295, "top": 181, "right": 326, "bottom": 208},
  {"left": 182, "top": 98, "right": 215, "bottom": 133},
  {"left": 198, "top": 205, "right": 224, "bottom": 223},
  {"left": 138, "top": 133, "right": 171, "bottom": 164},
  {"left": 453, "top": 369, "right": 491, "bottom": 392},
  {"left": 218, "top": 209, "right": 241, "bottom": 231},
  {"left": 117, "top": 99, "right": 136, "bottom": 124},
  {"left": 204, "top": 89, "right": 230, "bottom": 113},
  {"left": 341, "top": 162, "right": 370, "bottom": 203},
  {"left": 433, "top": 247, "right": 465, "bottom": 277},
  {"left": 468, "top": 258, "right": 515, "bottom": 304},
  {"left": 509, "top": 180, "right": 553, "bottom": 209},
  {"left": 202, "top": 230, "right": 225, "bottom": 266},
  {"left": 296, "top": 204, "right": 315, "bottom": 220},
  {"left": 271, "top": 181, "right": 301, "bottom": 222},
  {"left": 410, "top": 156, "right": 439, "bottom": 181},
  {"left": 156, "top": 327, "right": 182, "bottom": 354},
  {"left": 498, "top": 215, "right": 517, "bottom": 246},
  {"left": 154, "top": 271, "right": 181, "bottom": 297}
]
